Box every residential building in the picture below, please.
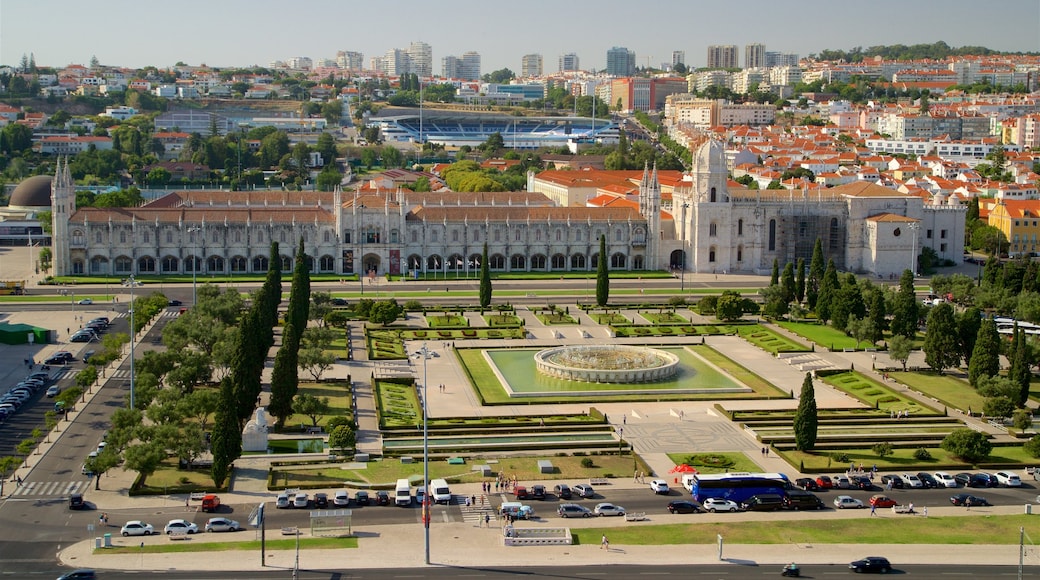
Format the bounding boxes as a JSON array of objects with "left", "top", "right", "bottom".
[
  {"left": 460, "top": 52, "right": 481, "bottom": 81},
  {"left": 442, "top": 56, "right": 460, "bottom": 79},
  {"left": 765, "top": 52, "right": 800, "bottom": 67},
  {"left": 336, "top": 51, "right": 364, "bottom": 71},
  {"left": 611, "top": 77, "right": 687, "bottom": 113},
  {"left": 745, "top": 44, "right": 765, "bottom": 69},
  {"left": 707, "top": 45, "right": 738, "bottom": 69},
  {"left": 408, "top": 42, "right": 432, "bottom": 77},
  {"left": 606, "top": 47, "right": 636, "bottom": 77},
  {"left": 671, "top": 51, "right": 686, "bottom": 69},
  {"left": 559, "top": 53, "right": 580, "bottom": 72},
  {"left": 521, "top": 54, "right": 543, "bottom": 77}
]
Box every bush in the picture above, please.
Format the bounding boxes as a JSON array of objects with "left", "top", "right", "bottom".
[
  {"left": 913, "top": 448, "right": 932, "bottom": 460},
  {"left": 872, "top": 442, "right": 893, "bottom": 458},
  {"left": 1025, "top": 434, "right": 1040, "bottom": 459},
  {"left": 941, "top": 428, "right": 993, "bottom": 463},
  {"left": 1012, "top": 409, "right": 1033, "bottom": 431},
  {"left": 580, "top": 458, "right": 595, "bottom": 468},
  {"left": 831, "top": 452, "right": 850, "bottom": 463}
]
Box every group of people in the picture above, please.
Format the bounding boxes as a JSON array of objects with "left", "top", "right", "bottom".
[
  {"left": 890, "top": 409, "right": 912, "bottom": 419},
  {"left": 493, "top": 473, "right": 518, "bottom": 492},
  {"left": 632, "top": 471, "right": 646, "bottom": 483}
]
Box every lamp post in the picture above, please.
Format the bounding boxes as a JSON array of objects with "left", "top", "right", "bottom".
[
  {"left": 411, "top": 344, "right": 435, "bottom": 565},
  {"left": 188, "top": 226, "right": 201, "bottom": 305},
  {"left": 123, "top": 276, "right": 141, "bottom": 409},
  {"left": 357, "top": 204, "right": 366, "bottom": 295}
]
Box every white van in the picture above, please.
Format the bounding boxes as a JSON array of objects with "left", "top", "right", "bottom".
[
  {"left": 681, "top": 473, "right": 697, "bottom": 492},
  {"left": 395, "top": 478, "right": 412, "bottom": 506},
  {"left": 430, "top": 478, "right": 452, "bottom": 504}
]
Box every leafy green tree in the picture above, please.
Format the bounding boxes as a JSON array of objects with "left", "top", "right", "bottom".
[
  {"left": 1012, "top": 409, "right": 1033, "bottom": 431},
  {"left": 1025, "top": 434, "right": 1040, "bottom": 458},
  {"left": 795, "top": 258, "right": 806, "bottom": 303},
  {"left": 807, "top": 238, "right": 824, "bottom": 309},
  {"left": 759, "top": 284, "right": 790, "bottom": 319},
  {"left": 890, "top": 270, "right": 919, "bottom": 340},
  {"left": 292, "top": 393, "right": 331, "bottom": 427},
  {"left": 957, "top": 307, "right": 982, "bottom": 365},
  {"left": 122, "top": 440, "right": 166, "bottom": 479},
  {"left": 923, "top": 303, "right": 961, "bottom": 373},
  {"left": 983, "top": 396, "right": 1015, "bottom": 418},
  {"left": 479, "top": 243, "right": 491, "bottom": 308},
  {"left": 872, "top": 442, "right": 893, "bottom": 459},
  {"left": 309, "top": 292, "right": 333, "bottom": 327},
  {"left": 84, "top": 448, "right": 121, "bottom": 490},
  {"left": 369, "top": 299, "right": 403, "bottom": 325},
  {"left": 846, "top": 316, "right": 875, "bottom": 348},
  {"left": 716, "top": 290, "right": 758, "bottom": 321},
  {"left": 888, "top": 335, "right": 913, "bottom": 370},
  {"left": 596, "top": 235, "right": 609, "bottom": 307},
  {"left": 328, "top": 424, "right": 356, "bottom": 454},
  {"left": 968, "top": 318, "right": 1000, "bottom": 388},
  {"left": 792, "top": 373, "right": 818, "bottom": 451},
  {"left": 940, "top": 428, "right": 992, "bottom": 463},
  {"left": 299, "top": 347, "right": 336, "bottom": 381},
  {"left": 831, "top": 273, "right": 866, "bottom": 332},
  {"left": 210, "top": 378, "right": 241, "bottom": 488}
]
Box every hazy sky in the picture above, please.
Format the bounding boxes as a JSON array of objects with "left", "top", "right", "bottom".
[{"left": 3, "top": 0, "right": 1038, "bottom": 73}]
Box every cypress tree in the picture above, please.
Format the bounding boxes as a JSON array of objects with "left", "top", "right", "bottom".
[
  {"left": 795, "top": 258, "right": 806, "bottom": 303},
  {"left": 1010, "top": 327, "right": 1031, "bottom": 407},
  {"left": 770, "top": 258, "right": 780, "bottom": 286},
  {"left": 957, "top": 307, "right": 982, "bottom": 366},
  {"left": 269, "top": 239, "right": 310, "bottom": 427},
  {"left": 868, "top": 289, "right": 886, "bottom": 344},
  {"left": 890, "top": 269, "right": 919, "bottom": 340},
  {"left": 807, "top": 238, "right": 824, "bottom": 309},
  {"left": 968, "top": 318, "right": 1000, "bottom": 388},
  {"left": 923, "top": 303, "right": 961, "bottom": 373},
  {"left": 479, "top": 242, "right": 491, "bottom": 308},
  {"left": 780, "top": 262, "right": 795, "bottom": 304},
  {"left": 793, "top": 373, "right": 818, "bottom": 451},
  {"left": 210, "top": 377, "right": 242, "bottom": 488},
  {"left": 596, "top": 235, "right": 609, "bottom": 307},
  {"left": 815, "top": 259, "right": 839, "bottom": 324},
  {"left": 285, "top": 238, "right": 310, "bottom": 346}
]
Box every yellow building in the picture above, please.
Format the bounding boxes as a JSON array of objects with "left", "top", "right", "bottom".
[{"left": 988, "top": 199, "right": 1040, "bottom": 257}]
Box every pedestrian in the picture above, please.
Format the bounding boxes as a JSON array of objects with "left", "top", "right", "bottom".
[
  {"left": 185, "top": 497, "right": 190, "bottom": 510},
  {"left": 99, "top": 514, "right": 104, "bottom": 525},
  {"left": 465, "top": 496, "right": 471, "bottom": 507},
  {"left": 601, "top": 535, "right": 609, "bottom": 550},
  {"left": 634, "top": 470, "right": 639, "bottom": 482},
  {"left": 679, "top": 410, "right": 684, "bottom": 420},
  {"left": 471, "top": 494, "right": 476, "bottom": 506},
  {"left": 16, "top": 476, "right": 21, "bottom": 485},
  {"left": 923, "top": 506, "right": 928, "bottom": 517},
  {"left": 965, "top": 497, "right": 971, "bottom": 510},
  {"left": 495, "top": 480, "right": 499, "bottom": 492},
  {"left": 484, "top": 513, "right": 490, "bottom": 528},
  {"left": 870, "top": 503, "right": 877, "bottom": 516},
  {"left": 622, "top": 414, "right": 626, "bottom": 426},
  {"left": 907, "top": 502, "right": 915, "bottom": 514}
]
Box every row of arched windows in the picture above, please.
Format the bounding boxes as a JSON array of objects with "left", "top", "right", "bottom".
[
  {"left": 404, "top": 252, "right": 644, "bottom": 272},
  {"left": 81, "top": 254, "right": 339, "bottom": 275}
]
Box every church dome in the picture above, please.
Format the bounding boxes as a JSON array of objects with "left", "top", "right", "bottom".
[
  {"left": 693, "top": 139, "right": 726, "bottom": 173},
  {"left": 9, "top": 175, "right": 53, "bottom": 209}
]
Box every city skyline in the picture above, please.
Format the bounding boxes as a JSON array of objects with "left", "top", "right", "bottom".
[{"left": 2, "top": 0, "right": 1038, "bottom": 75}]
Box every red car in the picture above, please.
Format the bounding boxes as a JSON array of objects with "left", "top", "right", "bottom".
[
  {"left": 869, "top": 495, "right": 897, "bottom": 508},
  {"left": 815, "top": 475, "right": 834, "bottom": 489},
  {"left": 514, "top": 486, "right": 529, "bottom": 499}
]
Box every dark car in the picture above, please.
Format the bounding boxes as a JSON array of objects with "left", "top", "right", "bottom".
[
  {"left": 69, "top": 493, "right": 85, "bottom": 510},
  {"left": 374, "top": 490, "right": 390, "bottom": 506},
  {"left": 355, "top": 491, "right": 370, "bottom": 505},
  {"left": 168, "top": 299, "right": 183, "bottom": 306},
  {"left": 530, "top": 484, "right": 547, "bottom": 500},
  {"left": 851, "top": 475, "right": 874, "bottom": 490},
  {"left": 950, "top": 493, "right": 989, "bottom": 506},
  {"left": 815, "top": 475, "right": 833, "bottom": 489},
  {"left": 849, "top": 556, "right": 892, "bottom": 574},
  {"left": 915, "top": 472, "right": 938, "bottom": 488},
  {"left": 783, "top": 490, "right": 824, "bottom": 510},
  {"left": 795, "top": 477, "right": 819, "bottom": 491},
  {"left": 553, "top": 484, "right": 572, "bottom": 500},
  {"left": 44, "top": 351, "right": 75, "bottom": 365},
  {"left": 955, "top": 472, "right": 995, "bottom": 488},
  {"left": 314, "top": 493, "right": 329, "bottom": 508},
  {"left": 667, "top": 500, "right": 701, "bottom": 514},
  {"left": 56, "top": 570, "right": 96, "bottom": 580},
  {"left": 879, "top": 474, "right": 904, "bottom": 489}
]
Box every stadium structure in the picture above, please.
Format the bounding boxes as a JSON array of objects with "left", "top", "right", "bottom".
[{"left": 368, "top": 108, "right": 620, "bottom": 149}]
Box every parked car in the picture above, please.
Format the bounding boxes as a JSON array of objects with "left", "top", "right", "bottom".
[
  {"left": 120, "top": 521, "right": 155, "bottom": 536},
  {"left": 530, "top": 484, "right": 547, "bottom": 500},
  {"left": 950, "top": 493, "right": 990, "bottom": 506},
  {"left": 994, "top": 471, "right": 1022, "bottom": 487},
  {"left": 514, "top": 486, "right": 529, "bottom": 499},
  {"left": 667, "top": 500, "right": 701, "bottom": 514},
  {"left": 832, "top": 474, "right": 851, "bottom": 489},
  {"left": 794, "top": 477, "right": 819, "bottom": 491},
  {"left": 275, "top": 492, "right": 291, "bottom": 509},
  {"left": 573, "top": 484, "right": 595, "bottom": 498},
  {"left": 205, "top": 517, "right": 241, "bottom": 532},
  {"left": 557, "top": 503, "right": 592, "bottom": 518},
  {"left": 355, "top": 490, "right": 370, "bottom": 505},
  {"left": 168, "top": 300, "right": 182, "bottom": 306},
  {"left": 955, "top": 472, "right": 995, "bottom": 488},
  {"left": 500, "top": 502, "right": 535, "bottom": 520},
  {"left": 593, "top": 503, "right": 626, "bottom": 517},
  {"left": 933, "top": 472, "right": 958, "bottom": 488},
  {"left": 815, "top": 475, "right": 834, "bottom": 489},
  {"left": 164, "top": 519, "right": 198, "bottom": 534},
  {"left": 869, "top": 495, "right": 898, "bottom": 508},
  {"left": 849, "top": 556, "right": 892, "bottom": 574},
  {"left": 553, "top": 484, "right": 572, "bottom": 499},
  {"left": 292, "top": 493, "right": 309, "bottom": 508},
  {"left": 900, "top": 473, "right": 923, "bottom": 488},
  {"left": 915, "top": 472, "right": 938, "bottom": 488},
  {"left": 44, "top": 351, "right": 74, "bottom": 365},
  {"left": 45, "top": 385, "right": 61, "bottom": 397},
  {"left": 879, "top": 474, "right": 904, "bottom": 489},
  {"left": 851, "top": 475, "right": 874, "bottom": 490},
  {"left": 314, "top": 493, "right": 329, "bottom": 508},
  {"left": 782, "top": 491, "right": 824, "bottom": 510},
  {"left": 740, "top": 494, "right": 784, "bottom": 512},
  {"left": 77, "top": 298, "right": 93, "bottom": 305},
  {"left": 334, "top": 490, "right": 351, "bottom": 509},
  {"left": 56, "top": 570, "right": 97, "bottom": 580},
  {"left": 702, "top": 498, "right": 741, "bottom": 512},
  {"left": 833, "top": 495, "right": 864, "bottom": 509},
  {"left": 375, "top": 491, "right": 390, "bottom": 506},
  {"left": 649, "top": 479, "right": 670, "bottom": 494}
]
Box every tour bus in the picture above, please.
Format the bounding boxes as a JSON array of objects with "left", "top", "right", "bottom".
[
  {"left": 395, "top": 478, "right": 412, "bottom": 506},
  {"left": 687, "top": 472, "right": 790, "bottom": 504}
]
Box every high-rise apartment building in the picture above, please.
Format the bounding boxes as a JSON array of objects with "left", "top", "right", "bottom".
[
  {"left": 606, "top": 46, "right": 636, "bottom": 77},
  {"left": 745, "top": 43, "right": 765, "bottom": 69},
  {"left": 521, "top": 54, "right": 543, "bottom": 77},
  {"left": 706, "top": 45, "right": 737, "bottom": 69},
  {"left": 382, "top": 48, "right": 409, "bottom": 76},
  {"left": 671, "top": 51, "right": 686, "bottom": 69},
  {"left": 336, "top": 51, "right": 364, "bottom": 71},
  {"left": 765, "top": 52, "right": 800, "bottom": 67},
  {"left": 442, "top": 55, "right": 460, "bottom": 79},
  {"left": 460, "top": 51, "right": 481, "bottom": 81},
  {"left": 559, "top": 53, "right": 580, "bottom": 72},
  {"left": 407, "top": 42, "right": 432, "bottom": 77}
]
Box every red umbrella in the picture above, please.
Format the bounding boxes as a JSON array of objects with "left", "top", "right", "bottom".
[{"left": 669, "top": 464, "right": 697, "bottom": 473}]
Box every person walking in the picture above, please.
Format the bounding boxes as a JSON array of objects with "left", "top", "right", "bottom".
[
  {"left": 484, "top": 513, "right": 490, "bottom": 528},
  {"left": 870, "top": 503, "right": 877, "bottom": 516},
  {"left": 601, "top": 535, "right": 609, "bottom": 550}
]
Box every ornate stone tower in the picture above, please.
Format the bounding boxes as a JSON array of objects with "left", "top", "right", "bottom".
[
  {"left": 690, "top": 139, "right": 732, "bottom": 273},
  {"left": 51, "top": 157, "right": 75, "bottom": 276},
  {"left": 638, "top": 163, "right": 661, "bottom": 269}
]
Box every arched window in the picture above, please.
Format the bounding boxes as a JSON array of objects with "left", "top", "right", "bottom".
[
  {"left": 709, "top": 247, "right": 717, "bottom": 263},
  {"left": 71, "top": 230, "right": 84, "bottom": 245},
  {"left": 426, "top": 255, "right": 442, "bottom": 270},
  {"left": 257, "top": 230, "right": 264, "bottom": 243},
  {"left": 490, "top": 254, "right": 505, "bottom": 269},
  {"left": 252, "top": 255, "right": 268, "bottom": 271},
  {"left": 768, "top": 219, "right": 776, "bottom": 251},
  {"left": 710, "top": 187, "right": 717, "bottom": 203},
  {"left": 279, "top": 231, "right": 286, "bottom": 243},
  {"left": 452, "top": 230, "right": 459, "bottom": 243},
  {"left": 571, "top": 254, "right": 586, "bottom": 269},
  {"left": 320, "top": 255, "right": 335, "bottom": 272},
  {"left": 137, "top": 256, "right": 155, "bottom": 272},
  {"left": 323, "top": 230, "right": 331, "bottom": 243},
  {"left": 208, "top": 256, "right": 224, "bottom": 272},
  {"left": 575, "top": 230, "right": 583, "bottom": 242},
  {"left": 72, "top": 259, "right": 84, "bottom": 274},
  {"left": 166, "top": 230, "right": 173, "bottom": 244},
  {"left": 114, "top": 256, "right": 132, "bottom": 273},
  {"left": 515, "top": 229, "right": 521, "bottom": 241},
  {"left": 234, "top": 230, "right": 242, "bottom": 243},
  {"left": 531, "top": 254, "right": 546, "bottom": 269},
  {"left": 95, "top": 231, "right": 103, "bottom": 244},
  {"left": 615, "top": 228, "right": 623, "bottom": 242},
  {"left": 738, "top": 219, "right": 743, "bottom": 236},
  {"left": 535, "top": 229, "right": 542, "bottom": 242},
  {"left": 510, "top": 254, "right": 526, "bottom": 270},
  {"left": 231, "top": 256, "right": 247, "bottom": 272},
  {"left": 142, "top": 231, "right": 150, "bottom": 243},
  {"left": 709, "top": 222, "right": 717, "bottom": 237},
  {"left": 119, "top": 231, "right": 127, "bottom": 244},
  {"left": 551, "top": 254, "right": 566, "bottom": 269},
  {"left": 162, "top": 256, "right": 179, "bottom": 272},
  {"left": 737, "top": 245, "right": 743, "bottom": 262},
  {"left": 610, "top": 253, "right": 626, "bottom": 269},
  {"left": 212, "top": 230, "right": 219, "bottom": 243},
  {"left": 555, "top": 229, "right": 562, "bottom": 242},
  {"left": 390, "top": 229, "right": 399, "bottom": 243},
  {"left": 411, "top": 230, "right": 418, "bottom": 243},
  {"left": 632, "top": 255, "right": 645, "bottom": 269},
  {"left": 494, "top": 229, "right": 501, "bottom": 242},
  {"left": 280, "top": 255, "right": 292, "bottom": 271}
]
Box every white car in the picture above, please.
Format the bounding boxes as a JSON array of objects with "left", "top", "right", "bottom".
[
  {"left": 832, "top": 474, "right": 851, "bottom": 489},
  {"left": 204, "top": 517, "right": 240, "bottom": 532},
  {"left": 833, "top": 495, "right": 864, "bottom": 509},
  {"left": 120, "top": 521, "right": 155, "bottom": 536},
  {"left": 45, "top": 386, "right": 61, "bottom": 397},
  {"left": 293, "top": 493, "right": 309, "bottom": 508},
  {"left": 164, "top": 519, "right": 198, "bottom": 534},
  {"left": 593, "top": 502, "right": 626, "bottom": 517},
  {"left": 702, "top": 498, "right": 741, "bottom": 512},
  {"left": 649, "top": 479, "right": 670, "bottom": 494},
  {"left": 933, "top": 472, "right": 958, "bottom": 488},
  {"left": 78, "top": 298, "right": 93, "bottom": 305},
  {"left": 994, "top": 471, "right": 1022, "bottom": 487},
  {"left": 333, "top": 490, "right": 351, "bottom": 507},
  {"left": 900, "top": 473, "right": 923, "bottom": 488},
  {"left": 275, "top": 492, "right": 291, "bottom": 508}
]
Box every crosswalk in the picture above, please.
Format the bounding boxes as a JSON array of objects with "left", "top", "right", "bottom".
[
  {"left": 456, "top": 494, "right": 495, "bottom": 524},
  {"left": 9, "top": 479, "right": 87, "bottom": 498},
  {"left": 51, "top": 369, "right": 130, "bottom": 381}
]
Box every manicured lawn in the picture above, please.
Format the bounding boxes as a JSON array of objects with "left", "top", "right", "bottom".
[
  {"left": 640, "top": 311, "right": 689, "bottom": 324},
  {"left": 822, "top": 371, "right": 938, "bottom": 415},
  {"left": 778, "top": 321, "right": 861, "bottom": 350},
  {"left": 99, "top": 536, "right": 358, "bottom": 553},
  {"left": 426, "top": 314, "right": 467, "bottom": 328},
  {"left": 327, "top": 336, "right": 349, "bottom": 359},
  {"left": 590, "top": 312, "right": 631, "bottom": 325},
  {"left": 280, "top": 382, "right": 353, "bottom": 430},
  {"left": 736, "top": 324, "right": 810, "bottom": 353},
  {"left": 375, "top": 380, "right": 420, "bottom": 428},
  {"left": 135, "top": 461, "right": 225, "bottom": 495},
  {"left": 571, "top": 515, "right": 1036, "bottom": 546},
  {"left": 693, "top": 345, "right": 787, "bottom": 397},
  {"left": 483, "top": 314, "right": 522, "bottom": 327},
  {"left": 890, "top": 371, "right": 985, "bottom": 414},
  {"left": 665, "top": 452, "right": 763, "bottom": 474},
  {"left": 270, "top": 454, "right": 651, "bottom": 489},
  {"left": 779, "top": 446, "right": 971, "bottom": 472},
  {"left": 534, "top": 311, "right": 578, "bottom": 325}
]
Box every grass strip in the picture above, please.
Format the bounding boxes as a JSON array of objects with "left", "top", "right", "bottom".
[{"left": 97, "top": 536, "right": 358, "bottom": 554}]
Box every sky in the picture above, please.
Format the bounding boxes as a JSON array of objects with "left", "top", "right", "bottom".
[{"left": 2, "top": 0, "right": 1038, "bottom": 73}]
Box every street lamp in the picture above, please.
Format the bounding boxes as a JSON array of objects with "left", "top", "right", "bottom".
[
  {"left": 188, "top": 226, "right": 201, "bottom": 305},
  {"left": 357, "top": 205, "right": 366, "bottom": 295},
  {"left": 123, "top": 276, "right": 142, "bottom": 409},
  {"left": 411, "top": 344, "right": 435, "bottom": 565}
]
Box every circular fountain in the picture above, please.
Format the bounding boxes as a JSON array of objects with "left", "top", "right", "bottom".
[{"left": 534, "top": 345, "right": 680, "bottom": 383}]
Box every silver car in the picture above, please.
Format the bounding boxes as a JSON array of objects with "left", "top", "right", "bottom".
[
  {"left": 593, "top": 502, "right": 626, "bottom": 517},
  {"left": 204, "top": 517, "right": 241, "bottom": 532}
]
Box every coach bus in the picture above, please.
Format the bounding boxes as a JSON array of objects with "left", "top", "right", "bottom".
[{"left": 686, "top": 472, "right": 791, "bottom": 503}]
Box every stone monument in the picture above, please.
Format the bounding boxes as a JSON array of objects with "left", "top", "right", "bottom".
[{"left": 242, "top": 406, "right": 270, "bottom": 452}]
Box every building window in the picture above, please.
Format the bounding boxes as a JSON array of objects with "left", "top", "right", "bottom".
[
  {"left": 431, "top": 230, "right": 439, "bottom": 242},
  {"left": 231, "top": 256, "right": 247, "bottom": 272},
  {"left": 531, "top": 254, "right": 546, "bottom": 269},
  {"left": 737, "top": 246, "right": 743, "bottom": 261},
  {"left": 940, "top": 243, "right": 948, "bottom": 252},
  {"left": 615, "top": 228, "right": 623, "bottom": 242},
  {"left": 494, "top": 229, "right": 501, "bottom": 242},
  {"left": 941, "top": 229, "right": 947, "bottom": 239},
  {"left": 571, "top": 254, "right": 586, "bottom": 269},
  {"left": 575, "top": 230, "right": 582, "bottom": 242},
  {"left": 320, "top": 255, "right": 335, "bottom": 271},
  {"left": 452, "top": 230, "right": 459, "bottom": 243},
  {"left": 208, "top": 256, "right": 224, "bottom": 272},
  {"left": 556, "top": 229, "right": 562, "bottom": 242},
  {"left": 323, "top": 230, "right": 331, "bottom": 243},
  {"left": 138, "top": 256, "right": 155, "bottom": 272},
  {"left": 119, "top": 231, "right": 127, "bottom": 244},
  {"left": 515, "top": 229, "right": 521, "bottom": 241},
  {"left": 737, "top": 219, "right": 743, "bottom": 236},
  {"left": 234, "top": 230, "right": 242, "bottom": 243},
  {"left": 510, "top": 254, "right": 526, "bottom": 269},
  {"left": 142, "top": 231, "right": 150, "bottom": 243},
  {"left": 768, "top": 219, "right": 776, "bottom": 251},
  {"left": 610, "top": 253, "right": 626, "bottom": 268},
  {"left": 709, "top": 247, "right": 716, "bottom": 263},
  {"left": 927, "top": 229, "right": 933, "bottom": 239},
  {"left": 166, "top": 230, "right": 173, "bottom": 244},
  {"left": 710, "top": 187, "right": 717, "bottom": 203},
  {"left": 411, "top": 230, "right": 418, "bottom": 243},
  {"left": 257, "top": 230, "right": 264, "bottom": 243},
  {"left": 551, "top": 254, "right": 566, "bottom": 269},
  {"left": 709, "top": 223, "right": 717, "bottom": 237},
  {"left": 490, "top": 254, "right": 505, "bottom": 269},
  {"left": 95, "top": 231, "right": 102, "bottom": 244},
  {"left": 390, "top": 229, "right": 399, "bottom": 243}
]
